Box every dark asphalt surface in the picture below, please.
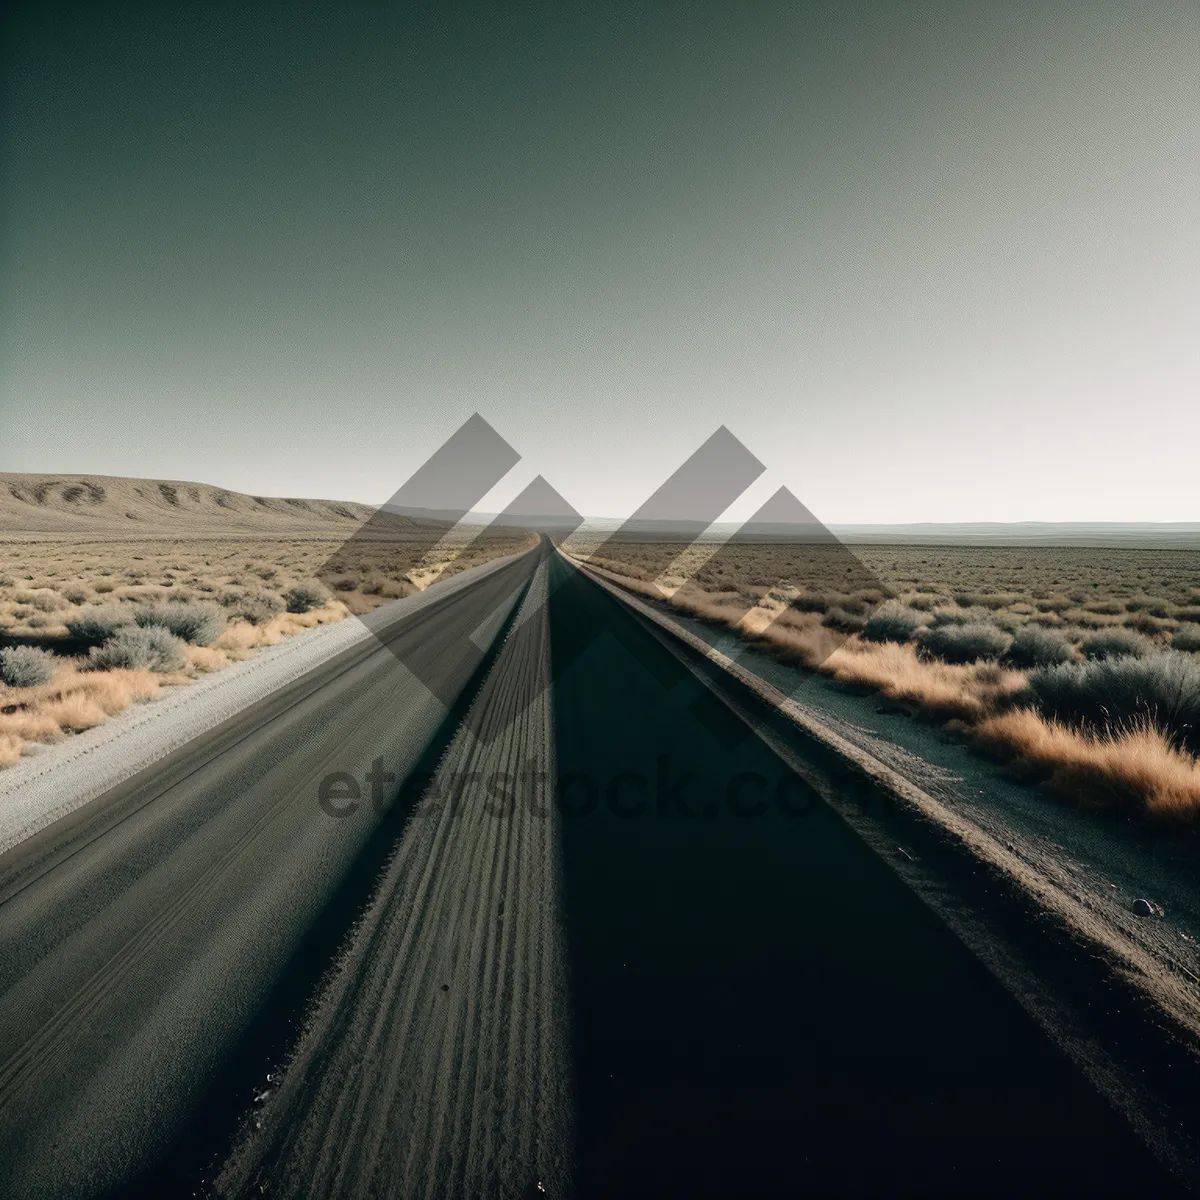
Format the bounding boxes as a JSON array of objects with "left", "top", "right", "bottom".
[
  {"left": 547, "top": 550, "right": 1181, "bottom": 1197},
  {"left": 0, "top": 552, "right": 535, "bottom": 1198}
]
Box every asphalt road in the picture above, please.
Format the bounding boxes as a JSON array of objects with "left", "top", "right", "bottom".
[
  {"left": 0, "top": 550, "right": 536, "bottom": 1198},
  {"left": 217, "top": 557, "right": 571, "bottom": 1199},
  {"left": 0, "top": 543, "right": 1186, "bottom": 1197}
]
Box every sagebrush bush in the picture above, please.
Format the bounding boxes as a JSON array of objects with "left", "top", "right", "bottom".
[
  {"left": 1172, "top": 626, "right": 1200, "bottom": 653},
  {"left": 904, "top": 593, "right": 945, "bottom": 612},
  {"left": 862, "top": 604, "right": 926, "bottom": 644},
  {"left": 233, "top": 591, "right": 286, "bottom": 625},
  {"left": 13, "top": 590, "right": 65, "bottom": 613},
  {"left": 1027, "top": 652, "right": 1200, "bottom": 754},
  {"left": 1080, "top": 629, "right": 1155, "bottom": 661},
  {"left": 90, "top": 626, "right": 188, "bottom": 672},
  {"left": 0, "top": 646, "right": 58, "bottom": 688},
  {"left": 134, "top": 603, "right": 225, "bottom": 646},
  {"left": 789, "top": 592, "right": 831, "bottom": 613},
  {"left": 930, "top": 606, "right": 995, "bottom": 627},
  {"left": 1004, "top": 626, "right": 1076, "bottom": 669},
  {"left": 284, "top": 581, "right": 331, "bottom": 613},
  {"left": 920, "top": 623, "right": 1012, "bottom": 664},
  {"left": 1123, "top": 613, "right": 1166, "bottom": 637},
  {"left": 65, "top": 607, "right": 132, "bottom": 646},
  {"left": 821, "top": 606, "right": 867, "bottom": 633}
]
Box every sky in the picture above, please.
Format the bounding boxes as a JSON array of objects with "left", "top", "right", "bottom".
[{"left": 2, "top": 0, "right": 1197, "bottom": 523}]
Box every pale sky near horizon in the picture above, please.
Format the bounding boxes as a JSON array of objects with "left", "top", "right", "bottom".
[{"left": 2, "top": 1, "right": 1197, "bottom": 523}]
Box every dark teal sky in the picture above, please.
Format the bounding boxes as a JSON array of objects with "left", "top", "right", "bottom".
[{"left": 2, "top": 1, "right": 1197, "bottom": 520}]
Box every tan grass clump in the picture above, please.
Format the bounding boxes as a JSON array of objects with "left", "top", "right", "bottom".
[
  {"left": 0, "top": 666, "right": 160, "bottom": 758},
  {"left": 215, "top": 621, "right": 267, "bottom": 651},
  {"left": 973, "top": 710, "right": 1200, "bottom": 821},
  {"left": 0, "top": 733, "right": 21, "bottom": 767},
  {"left": 74, "top": 667, "right": 160, "bottom": 712},
  {"left": 0, "top": 710, "right": 62, "bottom": 742},
  {"left": 40, "top": 694, "right": 108, "bottom": 732},
  {"left": 185, "top": 646, "right": 229, "bottom": 672},
  {"left": 818, "top": 639, "right": 1026, "bottom": 721}
]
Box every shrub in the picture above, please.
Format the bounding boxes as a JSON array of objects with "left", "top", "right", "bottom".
[
  {"left": 233, "top": 591, "right": 286, "bottom": 625},
  {"left": 90, "top": 626, "right": 188, "bottom": 673},
  {"left": 12, "top": 590, "right": 65, "bottom": 613},
  {"left": 1172, "top": 626, "right": 1200, "bottom": 653},
  {"left": 134, "top": 603, "right": 225, "bottom": 646},
  {"left": 360, "top": 573, "right": 392, "bottom": 596},
  {"left": 904, "top": 593, "right": 946, "bottom": 612},
  {"left": 1005, "top": 626, "right": 1076, "bottom": 669},
  {"left": 952, "top": 591, "right": 1020, "bottom": 611},
  {"left": 790, "top": 592, "right": 832, "bottom": 613},
  {"left": 284, "top": 581, "right": 331, "bottom": 613},
  {"left": 821, "top": 606, "right": 867, "bottom": 634},
  {"left": 0, "top": 646, "right": 58, "bottom": 688},
  {"left": 62, "top": 586, "right": 90, "bottom": 605},
  {"left": 862, "top": 604, "right": 926, "bottom": 644},
  {"left": 1124, "top": 613, "right": 1167, "bottom": 637},
  {"left": 1036, "top": 595, "right": 1073, "bottom": 613},
  {"left": 853, "top": 588, "right": 889, "bottom": 606},
  {"left": 1080, "top": 629, "right": 1155, "bottom": 661},
  {"left": 930, "top": 606, "right": 995, "bottom": 627},
  {"left": 920, "top": 623, "right": 1012, "bottom": 664},
  {"left": 1083, "top": 599, "right": 1125, "bottom": 615},
  {"left": 65, "top": 607, "right": 133, "bottom": 646},
  {"left": 1027, "top": 652, "right": 1200, "bottom": 754}
]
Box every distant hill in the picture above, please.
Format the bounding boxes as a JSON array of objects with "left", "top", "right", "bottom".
[
  {"left": 4, "top": 473, "right": 1195, "bottom": 548},
  {"left": 0, "top": 473, "right": 380, "bottom": 537}
]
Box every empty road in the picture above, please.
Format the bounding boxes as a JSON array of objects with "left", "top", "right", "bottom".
[{"left": 0, "top": 543, "right": 1186, "bottom": 1197}]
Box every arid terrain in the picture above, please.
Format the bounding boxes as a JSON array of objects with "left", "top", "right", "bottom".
[
  {"left": 0, "top": 474, "right": 533, "bottom": 768},
  {"left": 563, "top": 536, "right": 1200, "bottom": 825}
]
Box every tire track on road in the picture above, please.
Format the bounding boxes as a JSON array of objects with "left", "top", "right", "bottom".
[{"left": 218, "top": 555, "right": 571, "bottom": 1199}]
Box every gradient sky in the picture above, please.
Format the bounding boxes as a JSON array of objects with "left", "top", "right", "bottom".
[{"left": 2, "top": 0, "right": 1197, "bottom": 522}]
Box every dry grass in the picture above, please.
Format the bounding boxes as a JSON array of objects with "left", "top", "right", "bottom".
[
  {"left": 0, "top": 665, "right": 160, "bottom": 757},
  {"left": 185, "top": 646, "right": 229, "bottom": 672},
  {"left": 566, "top": 538, "right": 1200, "bottom": 645},
  {"left": 575, "top": 544, "right": 1200, "bottom": 825},
  {"left": 821, "top": 640, "right": 1026, "bottom": 721},
  {"left": 0, "top": 532, "right": 532, "bottom": 641},
  {"left": 40, "top": 694, "right": 109, "bottom": 733},
  {"left": 973, "top": 710, "right": 1200, "bottom": 821},
  {"left": 0, "top": 734, "right": 21, "bottom": 767},
  {"left": 0, "top": 528, "right": 530, "bottom": 770}
]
